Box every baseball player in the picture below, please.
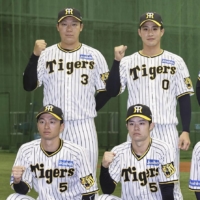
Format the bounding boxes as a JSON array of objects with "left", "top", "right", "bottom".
[
  {"left": 98, "top": 104, "right": 178, "bottom": 200},
  {"left": 105, "top": 12, "right": 194, "bottom": 200},
  {"left": 22, "top": 7, "right": 111, "bottom": 184},
  {"left": 189, "top": 141, "right": 200, "bottom": 200},
  {"left": 7, "top": 104, "right": 98, "bottom": 200}
]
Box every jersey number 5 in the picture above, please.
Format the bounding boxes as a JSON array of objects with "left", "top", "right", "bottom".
[
  {"left": 149, "top": 182, "right": 158, "bottom": 192},
  {"left": 59, "top": 182, "right": 68, "bottom": 192}
]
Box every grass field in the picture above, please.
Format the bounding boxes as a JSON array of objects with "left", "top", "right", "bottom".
[{"left": 0, "top": 148, "right": 196, "bottom": 200}]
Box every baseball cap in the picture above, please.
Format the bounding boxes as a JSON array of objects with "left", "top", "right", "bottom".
[
  {"left": 139, "top": 12, "right": 163, "bottom": 27},
  {"left": 36, "top": 104, "right": 64, "bottom": 121},
  {"left": 126, "top": 104, "right": 152, "bottom": 122},
  {"left": 57, "top": 8, "right": 82, "bottom": 23}
]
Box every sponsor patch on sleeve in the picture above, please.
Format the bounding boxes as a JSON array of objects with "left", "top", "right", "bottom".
[
  {"left": 161, "top": 162, "right": 176, "bottom": 178},
  {"left": 184, "top": 77, "right": 193, "bottom": 89},
  {"left": 189, "top": 179, "right": 200, "bottom": 187},
  {"left": 80, "top": 173, "right": 94, "bottom": 189}
]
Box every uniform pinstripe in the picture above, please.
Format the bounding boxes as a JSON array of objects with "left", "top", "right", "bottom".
[
  {"left": 121, "top": 50, "right": 194, "bottom": 200},
  {"left": 99, "top": 138, "right": 177, "bottom": 200},
  {"left": 7, "top": 139, "right": 98, "bottom": 200},
  {"left": 36, "top": 43, "right": 109, "bottom": 177},
  {"left": 189, "top": 141, "right": 200, "bottom": 192}
]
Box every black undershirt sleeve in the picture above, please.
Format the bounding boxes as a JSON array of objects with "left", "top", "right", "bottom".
[
  {"left": 13, "top": 181, "right": 29, "bottom": 195},
  {"left": 159, "top": 183, "right": 174, "bottom": 200},
  {"left": 195, "top": 191, "right": 200, "bottom": 200},
  {"left": 178, "top": 94, "right": 191, "bottom": 133},
  {"left": 82, "top": 193, "right": 95, "bottom": 200},
  {"left": 106, "top": 60, "right": 121, "bottom": 97},
  {"left": 99, "top": 165, "right": 116, "bottom": 194},
  {"left": 196, "top": 78, "right": 200, "bottom": 106},
  {"left": 23, "top": 53, "right": 39, "bottom": 91},
  {"left": 95, "top": 91, "right": 112, "bottom": 111}
]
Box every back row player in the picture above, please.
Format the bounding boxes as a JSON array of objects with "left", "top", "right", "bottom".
[
  {"left": 106, "top": 12, "right": 194, "bottom": 200},
  {"left": 23, "top": 7, "right": 111, "bottom": 191}
]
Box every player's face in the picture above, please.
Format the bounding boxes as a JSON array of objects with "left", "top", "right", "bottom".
[
  {"left": 127, "top": 116, "right": 154, "bottom": 143},
  {"left": 138, "top": 21, "right": 164, "bottom": 48},
  {"left": 57, "top": 17, "right": 83, "bottom": 49},
  {"left": 37, "top": 113, "right": 64, "bottom": 141}
]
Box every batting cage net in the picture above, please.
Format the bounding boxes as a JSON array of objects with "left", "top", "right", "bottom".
[{"left": 1, "top": 0, "right": 200, "bottom": 152}]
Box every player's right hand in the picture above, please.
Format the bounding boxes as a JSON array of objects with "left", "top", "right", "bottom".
[
  {"left": 33, "top": 40, "right": 47, "bottom": 56},
  {"left": 102, "top": 151, "right": 116, "bottom": 168},
  {"left": 114, "top": 45, "right": 127, "bottom": 61},
  {"left": 12, "top": 166, "right": 25, "bottom": 184}
]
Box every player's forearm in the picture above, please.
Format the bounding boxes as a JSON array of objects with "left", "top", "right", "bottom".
[
  {"left": 100, "top": 165, "right": 116, "bottom": 194},
  {"left": 82, "top": 193, "right": 95, "bottom": 200},
  {"left": 23, "top": 53, "right": 39, "bottom": 91},
  {"left": 178, "top": 94, "right": 191, "bottom": 133},
  {"left": 159, "top": 183, "right": 174, "bottom": 200},
  {"left": 13, "top": 181, "right": 29, "bottom": 195},
  {"left": 95, "top": 91, "right": 112, "bottom": 111},
  {"left": 196, "top": 78, "right": 200, "bottom": 106},
  {"left": 106, "top": 60, "right": 121, "bottom": 97}
]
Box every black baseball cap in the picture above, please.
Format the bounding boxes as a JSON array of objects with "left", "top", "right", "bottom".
[
  {"left": 57, "top": 8, "right": 82, "bottom": 23},
  {"left": 36, "top": 104, "right": 64, "bottom": 121},
  {"left": 126, "top": 104, "right": 152, "bottom": 122},
  {"left": 139, "top": 12, "right": 163, "bottom": 27}
]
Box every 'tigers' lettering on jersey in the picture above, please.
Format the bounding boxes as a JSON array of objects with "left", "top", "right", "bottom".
[
  {"left": 46, "top": 59, "right": 95, "bottom": 74},
  {"left": 129, "top": 64, "right": 176, "bottom": 80},
  {"left": 30, "top": 163, "right": 75, "bottom": 184},
  {"left": 121, "top": 166, "right": 159, "bottom": 186}
]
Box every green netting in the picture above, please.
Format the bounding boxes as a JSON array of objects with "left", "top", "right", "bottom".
[{"left": 1, "top": 0, "right": 200, "bottom": 151}]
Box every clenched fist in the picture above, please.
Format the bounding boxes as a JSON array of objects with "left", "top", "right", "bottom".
[
  {"left": 114, "top": 45, "right": 127, "bottom": 61},
  {"left": 102, "top": 151, "right": 116, "bottom": 168},
  {"left": 33, "top": 39, "right": 47, "bottom": 56},
  {"left": 12, "top": 166, "right": 25, "bottom": 184}
]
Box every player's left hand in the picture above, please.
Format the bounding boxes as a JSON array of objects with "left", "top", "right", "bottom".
[{"left": 178, "top": 131, "right": 190, "bottom": 150}]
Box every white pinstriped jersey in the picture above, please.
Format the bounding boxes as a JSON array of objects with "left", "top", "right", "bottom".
[
  {"left": 189, "top": 141, "right": 200, "bottom": 191},
  {"left": 37, "top": 43, "right": 109, "bottom": 120},
  {"left": 109, "top": 138, "right": 178, "bottom": 200},
  {"left": 9, "top": 139, "right": 98, "bottom": 200},
  {"left": 119, "top": 50, "right": 194, "bottom": 124}
]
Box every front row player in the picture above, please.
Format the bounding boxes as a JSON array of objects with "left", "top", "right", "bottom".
[
  {"left": 98, "top": 104, "right": 178, "bottom": 200},
  {"left": 7, "top": 104, "right": 98, "bottom": 200},
  {"left": 189, "top": 142, "right": 200, "bottom": 200}
]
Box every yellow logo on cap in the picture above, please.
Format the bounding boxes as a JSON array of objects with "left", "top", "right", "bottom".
[
  {"left": 45, "top": 105, "right": 54, "bottom": 112},
  {"left": 134, "top": 106, "right": 142, "bottom": 113},
  {"left": 146, "top": 12, "right": 154, "bottom": 19},
  {"left": 65, "top": 8, "right": 73, "bottom": 15}
]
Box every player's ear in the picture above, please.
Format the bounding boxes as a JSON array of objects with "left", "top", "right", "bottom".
[
  {"left": 80, "top": 23, "right": 84, "bottom": 32},
  {"left": 161, "top": 28, "right": 165, "bottom": 37},
  {"left": 56, "top": 23, "right": 59, "bottom": 31},
  {"left": 149, "top": 122, "right": 154, "bottom": 131},
  {"left": 138, "top": 28, "right": 141, "bottom": 37},
  {"left": 60, "top": 122, "right": 64, "bottom": 133}
]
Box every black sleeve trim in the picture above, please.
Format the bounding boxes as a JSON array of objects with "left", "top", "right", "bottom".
[
  {"left": 99, "top": 164, "right": 116, "bottom": 194},
  {"left": 106, "top": 60, "right": 121, "bottom": 97},
  {"left": 13, "top": 181, "right": 29, "bottom": 195},
  {"left": 196, "top": 78, "right": 200, "bottom": 106},
  {"left": 159, "top": 183, "right": 174, "bottom": 200},
  {"left": 95, "top": 91, "right": 112, "bottom": 111},
  {"left": 178, "top": 94, "right": 191, "bottom": 133},
  {"left": 82, "top": 193, "right": 96, "bottom": 200},
  {"left": 23, "top": 53, "right": 39, "bottom": 91}
]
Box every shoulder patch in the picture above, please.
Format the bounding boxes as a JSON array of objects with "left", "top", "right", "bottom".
[
  {"left": 80, "top": 174, "right": 94, "bottom": 189},
  {"left": 100, "top": 72, "right": 109, "bottom": 84},
  {"left": 184, "top": 77, "right": 193, "bottom": 89},
  {"left": 161, "top": 162, "right": 176, "bottom": 178}
]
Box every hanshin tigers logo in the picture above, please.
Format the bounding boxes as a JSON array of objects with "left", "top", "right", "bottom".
[
  {"left": 100, "top": 72, "right": 109, "bottom": 85},
  {"left": 184, "top": 77, "right": 193, "bottom": 89},
  {"left": 161, "top": 162, "right": 176, "bottom": 178},
  {"left": 80, "top": 174, "right": 94, "bottom": 189}
]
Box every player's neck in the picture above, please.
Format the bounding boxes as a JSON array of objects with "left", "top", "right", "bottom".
[
  {"left": 41, "top": 138, "right": 61, "bottom": 152},
  {"left": 60, "top": 41, "right": 81, "bottom": 51},
  {"left": 140, "top": 46, "right": 163, "bottom": 57},
  {"left": 131, "top": 137, "right": 151, "bottom": 156}
]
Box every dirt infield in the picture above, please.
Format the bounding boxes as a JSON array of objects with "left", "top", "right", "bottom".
[{"left": 180, "top": 162, "right": 191, "bottom": 172}]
